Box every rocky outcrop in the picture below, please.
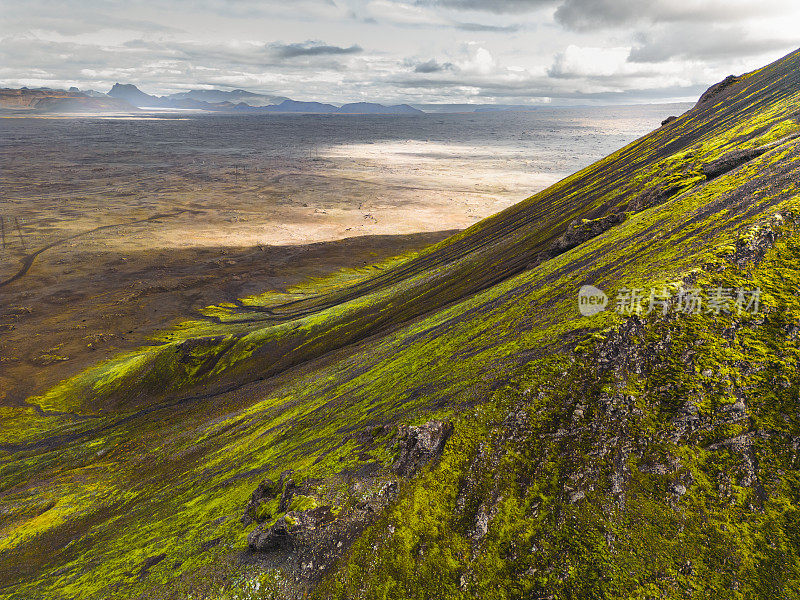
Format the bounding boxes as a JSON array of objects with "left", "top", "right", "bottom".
[
  {"left": 238, "top": 418, "right": 452, "bottom": 598},
  {"left": 392, "top": 420, "right": 454, "bottom": 477},
  {"left": 241, "top": 477, "right": 279, "bottom": 526},
  {"left": 628, "top": 182, "right": 688, "bottom": 212},
  {"left": 247, "top": 506, "right": 335, "bottom": 551},
  {"left": 241, "top": 470, "right": 297, "bottom": 526},
  {"left": 702, "top": 146, "right": 768, "bottom": 179},
  {"left": 696, "top": 74, "right": 740, "bottom": 106},
  {"left": 551, "top": 213, "right": 627, "bottom": 253},
  {"left": 702, "top": 132, "right": 800, "bottom": 179},
  {"left": 661, "top": 116, "right": 678, "bottom": 126},
  {"left": 730, "top": 212, "right": 795, "bottom": 268}
]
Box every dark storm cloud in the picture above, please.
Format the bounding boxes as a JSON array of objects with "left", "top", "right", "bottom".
[
  {"left": 119, "top": 38, "right": 361, "bottom": 67},
  {"left": 554, "top": 0, "right": 640, "bottom": 30},
  {"left": 271, "top": 42, "right": 363, "bottom": 58}
]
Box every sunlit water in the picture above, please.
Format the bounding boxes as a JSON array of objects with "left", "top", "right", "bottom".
[{"left": 0, "top": 103, "right": 691, "bottom": 258}]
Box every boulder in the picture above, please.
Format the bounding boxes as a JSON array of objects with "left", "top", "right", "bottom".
[
  {"left": 392, "top": 420, "right": 453, "bottom": 477},
  {"left": 242, "top": 470, "right": 296, "bottom": 525},
  {"left": 628, "top": 182, "right": 687, "bottom": 212},
  {"left": 241, "top": 477, "right": 278, "bottom": 525},
  {"left": 702, "top": 133, "right": 800, "bottom": 179},
  {"left": 248, "top": 515, "right": 292, "bottom": 551},
  {"left": 696, "top": 74, "right": 740, "bottom": 106},
  {"left": 701, "top": 147, "right": 767, "bottom": 179},
  {"left": 248, "top": 506, "right": 335, "bottom": 552},
  {"left": 551, "top": 212, "right": 626, "bottom": 253}
]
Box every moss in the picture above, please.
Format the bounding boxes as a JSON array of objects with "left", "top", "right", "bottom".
[
  {"left": 3, "top": 49, "right": 800, "bottom": 600},
  {"left": 287, "top": 495, "right": 320, "bottom": 513},
  {"left": 254, "top": 498, "right": 281, "bottom": 523},
  {"left": 320, "top": 228, "right": 800, "bottom": 599}
]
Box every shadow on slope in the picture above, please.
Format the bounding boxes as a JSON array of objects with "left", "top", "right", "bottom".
[{"left": 26, "top": 49, "right": 800, "bottom": 417}]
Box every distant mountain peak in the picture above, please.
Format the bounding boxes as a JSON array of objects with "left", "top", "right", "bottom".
[{"left": 108, "top": 83, "right": 161, "bottom": 106}]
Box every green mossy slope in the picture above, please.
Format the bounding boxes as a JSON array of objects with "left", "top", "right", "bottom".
[
  {"left": 323, "top": 228, "right": 800, "bottom": 599},
  {"left": 0, "top": 49, "right": 799, "bottom": 599},
  {"left": 21, "top": 49, "right": 800, "bottom": 417}
]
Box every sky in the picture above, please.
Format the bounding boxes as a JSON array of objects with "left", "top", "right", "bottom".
[{"left": 1, "top": 0, "right": 798, "bottom": 105}]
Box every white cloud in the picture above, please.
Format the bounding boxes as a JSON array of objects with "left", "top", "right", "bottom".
[
  {"left": 365, "top": 0, "right": 449, "bottom": 25},
  {"left": 548, "top": 45, "right": 630, "bottom": 78},
  {"left": 457, "top": 45, "right": 496, "bottom": 75},
  {"left": 0, "top": 0, "right": 797, "bottom": 104}
]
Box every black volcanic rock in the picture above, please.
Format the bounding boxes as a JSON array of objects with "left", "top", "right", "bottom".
[
  {"left": 701, "top": 132, "right": 800, "bottom": 179},
  {"left": 701, "top": 147, "right": 768, "bottom": 179},
  {"left": 551, "top": 212, "right": 627, "bottom": 253},
  {"left": 247, "top": 507, "right": 336, "bottom": 551},
  {"left": 241, "top": 478, "right": 279, "bottom": 525}
]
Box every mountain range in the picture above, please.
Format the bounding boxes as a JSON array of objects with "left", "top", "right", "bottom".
[
  {"left": 107, "top": 82, "right": 423, "bottom": 114},
  {"left": 0, "top": 83, "right": 424, "bottom": 114}
]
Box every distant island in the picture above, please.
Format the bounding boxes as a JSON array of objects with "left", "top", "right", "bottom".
[{"left": 0, "top": 83, "right": 425, "bottom": 115}]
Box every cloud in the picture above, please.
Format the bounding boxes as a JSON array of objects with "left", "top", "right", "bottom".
[
  {"left": 2, "top": 0, "right": 798, "bottom": 104},
  {"left": 553, "top": 0, "right": 780, "bottom": 32},
  {"left": 365, "top": 0, "right": 449, "bottom": 25},
  {"left": 0, "top": 34, "right": 368, "bottom": 98},
  {"left": 548, "top": 45, "right": 630, "bottom": 78},
  {"left": 271, "top": 42, "right": 363, "bottom": 59},
  {"left": 364, "top": 0, "right": 522, "bottom": 31},
  {"left": 416, "top": 0, "right": 555, "bottom": 14},
  {"left": 390, "top": 41, "right": 715, "bottom": 104},
  {"left": 628, "top": 26, "right": 796, "bottom": 63},
  {"left": 412, "top": 59, "right": 453, "bottom": 73},
  {"left": 390, "top": 68, "right": 706, "bottom": 103},
  {"left": 454, "top": 22, "right": 520, "bottom": 32}
]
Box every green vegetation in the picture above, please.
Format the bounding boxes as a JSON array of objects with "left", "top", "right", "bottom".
[
  {"left": 323, "top": 230, "right": 800, "bottom": 599},
  {"left": 1, "top": 48, "right": 799, "bottom": 599}
]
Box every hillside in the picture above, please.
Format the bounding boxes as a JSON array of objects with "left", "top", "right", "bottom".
[
  {"left": 1, "top": 48, "right": 799, "bottom": 599},
  {"left": 167, "top": 89, "right": 289, "bottom": 106},
  {"left": 0, "top": 88, "right": 136, "bottom": 113},
  {"left": 337, "top": 102, "right": 423, "bottom": 114}
]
